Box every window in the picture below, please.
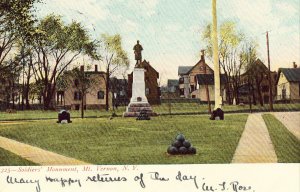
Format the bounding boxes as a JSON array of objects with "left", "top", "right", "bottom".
[
  {"left": 146, "top": 88, "right": 150, "bottom": 95},
  {"left": 98, "top": 91, "right": 104, "bottom": 99},
  {"left": 74, "top": 79, "right": 79, "bottom": 87},
  {"left": 171, "top": 87, "right": 176, "bottom": 92},
  {"left": 74, "top": 91, "right": 82, "bottom": 100},
  {"left": 262, "top": 86, "right": 269, "bottom": 92},
  {"left": 179, "top": 88, "right": 184, "bottom": 96},
  {"left": 282, "top": 87, "right": 286, "bottom": 100},
  {"left": 190, "top": 85, "right": 195, "bottom": 92},
  {"left": 179, "top": 77, "right": 184, "bottom": 84}
]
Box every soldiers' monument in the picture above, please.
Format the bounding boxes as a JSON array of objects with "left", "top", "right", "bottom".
[{"left": 123, "top": 41, "right": 157, "bottom": 117}]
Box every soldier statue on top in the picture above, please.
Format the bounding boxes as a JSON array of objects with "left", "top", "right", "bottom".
[{"left": 133, "top": 40, "right": 143, "bottom": 67}]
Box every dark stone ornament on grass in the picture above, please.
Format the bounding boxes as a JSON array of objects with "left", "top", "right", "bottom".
[
  {"left": 183, "top": 140, "right": 191, "bottom": 148},
  {"left": 167, "top": 134, "right": 196, "bottom": 155},
  {"left": 176, "top": 134, "right": 185, "bottom": 142},
  {"left": 188, "top": 146, "right": 196, "bottom": 154},
  {"left": 179, "top": 146, "right": 188, "bottom": 154},
  {"left": 167, "top": 146, "right": 178, "bottom": 155},
  {"left": 57, "top": 110, "right": 72, "bottom": 123},
  {"left": 136, "top": 109, "right": 150, "bottom": 120},
  {"left": 210, "top": 108, "right": 224, "bottom": 120},
  {"left": 172, "top": 140, "right": 183, "bottom": 148}
]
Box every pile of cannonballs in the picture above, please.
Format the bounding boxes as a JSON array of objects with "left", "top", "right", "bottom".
[
  {"left": 136, "top": 109, "right": 150, "bottom": 120},
  {"left": 167, "top": 134, "right": 196, "bottom": 155}
]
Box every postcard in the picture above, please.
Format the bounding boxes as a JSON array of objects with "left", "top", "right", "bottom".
[{"left": 0, "top": 0, "right": 299, "bottom": 191}]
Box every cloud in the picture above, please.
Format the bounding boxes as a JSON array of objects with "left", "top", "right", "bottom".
[
  {"left": 219, "top": 0, "right": 280, "bottom": 33},
  {"left": 123, "top": 0, "right": 159, "bottom": 17},
  {"left": 35, "top": 0, "right": 300, "bottom": 81},
  {"left": 275, "top": 1, "right": 298, "bottom": 16},
  {"left": 37, "top": 0, "right": 110, "bottom": 21}
]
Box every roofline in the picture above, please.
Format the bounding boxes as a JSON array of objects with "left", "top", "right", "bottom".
[
  {"left": 178, "top": 66, "right": 193, "bottom": 75},
  {"left": 143, "top": 59, "right": 159, "bottom": 76},
  {"left": 186, "top": 59, "right": 213, "bottom": 74},
  {"left": 276, "top": 67, "right": 300, "bottom": 83}
]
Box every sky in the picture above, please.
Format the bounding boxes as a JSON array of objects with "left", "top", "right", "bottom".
[{"left": 35, "top": 0, "right": 300, "bottom": 85}]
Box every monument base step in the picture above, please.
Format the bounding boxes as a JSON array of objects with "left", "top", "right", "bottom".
[
  {"left": 123, "top": 111, "right": 158, "bottom": 117},
  {"left": 124, "top": 102, "right": 157, "bottom": 117},
  {"left": 127, "top": 107, "right": 152, "bottom": 112},
  {"left": 127, "top": 103, "right": 151, "bottom": 107}
]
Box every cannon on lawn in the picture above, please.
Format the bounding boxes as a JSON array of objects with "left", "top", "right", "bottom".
[{"left": 57, "top": 110, "right": 72, "bottom": 123}]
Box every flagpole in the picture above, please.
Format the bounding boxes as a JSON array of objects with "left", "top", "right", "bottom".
[{"left": 212, "top": 0, "right": 222, "bottom": 109}]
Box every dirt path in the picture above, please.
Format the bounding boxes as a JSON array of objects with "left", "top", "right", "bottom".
[
  {"left": 0, "top": 136, "right": 89, "bottom": 165},
  {"left": 232, "top": 113, "right": 277, "bottom": 163}
]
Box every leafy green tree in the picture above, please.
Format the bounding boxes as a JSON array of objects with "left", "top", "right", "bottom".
[
  {"left": 241, "top": 41, "right": 265, "bottom": 106},
  {"left": 31, "top": 14, "right": 98, "bottom": 109},
  {"left": 29, "top": 79, "right": 44, "bottom": 105},
  {"left": 71, "top": 67, "right": 96, "bottom": 118},
  {"left": 202, "top": 21, "right": 245, "bottom": 104},
  {"left": 0, "top": 58, "right": 21, "bottom": 109},
  {"left": 99, "top": 34, "right": 129, "bottom": 111},
  {"left": 0, "top": 0, "right": 38, "bottom": 76}
]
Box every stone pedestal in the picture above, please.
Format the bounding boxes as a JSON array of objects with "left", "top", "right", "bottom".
[{"left": 123, "top": 68, "right": 157, "bottom": 117}]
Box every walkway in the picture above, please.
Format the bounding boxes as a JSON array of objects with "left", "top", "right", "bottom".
[
  {"left": 273, "top": 112, "right": 300, "bottom": 140},
  {"left": 232, "top": 113, "right": 277, "bottom": 163},
  {"left": 0, "top": 136, "right": 89, "bottom": 165}
]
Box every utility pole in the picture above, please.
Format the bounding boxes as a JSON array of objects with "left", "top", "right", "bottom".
[
  {"left": 247, "top": 48, "right": 252, "bottom": 113},
  {"left": 212, "top": 0, "right": 222, "bottom": 110},
  {"left": 266, "top": 31, "right": 273, "bottom": 111}
]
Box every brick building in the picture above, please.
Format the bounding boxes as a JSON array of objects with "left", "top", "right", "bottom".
[{"left": 238, "top": 59, "right": 277, "bottom": 105}]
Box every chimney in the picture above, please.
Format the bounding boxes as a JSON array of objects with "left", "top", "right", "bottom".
[
  {"left": 201, "top": 50, "right": 205, "bottom": 62},
  {"left": 293, "top": 62, "right": 297, "bottom": 68},
  {"left": 95, "top": 64, "right": 98, "bottom": 72},
  {"left": 80, "top": 65, "right": 84, "bottom": 72}
]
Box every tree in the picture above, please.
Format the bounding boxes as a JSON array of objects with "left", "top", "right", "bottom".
[
  {"left": 242, "top": 43, "right": 266, "bottom": 107},
  {"left": 240, "top": 40, "right": 259, "bottom": 106},
  {"left": 70, "top": 67, "right": 95, "bottom": 118},
  {"left": 0, "top": 58, "right": 21, "bottom": 109},
  {"left": 31, "top": 14, "right": 98, "bottom": 109},
  {"left": 202, "top": 21, "right": 244, "bottom": 104},
  {"left": 99, "top": 34, "right": 129, "bottom": 111},
  {"left": 29, "top": 79, "right": 44, "bottom": 105},
  {"left": 0, "top": 0, "right": 38, "bottom": 77}
]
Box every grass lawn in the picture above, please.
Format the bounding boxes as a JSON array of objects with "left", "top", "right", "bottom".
[
  {"left": 0, "top": 109, "right": 121, "bottom": 121},
  {"left": 0, "top": 114, "right": 247, "bottom": 165},
  {"left": 0, "top": 103, "right": 299, "bottom": 121},
  {"left": 263, "top": 114, "right": 300, "bottom": 163},
  {"left": 0, "top": 148, "right": 36, "bottom": 166}
]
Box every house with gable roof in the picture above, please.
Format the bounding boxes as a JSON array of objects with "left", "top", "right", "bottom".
[
  {"left": 238, "top": 59, "right": 277, "bottom": 105},
  {"left": 276, "top": 62, "right": 300, "bottom": 102},
  {"left": 178, "top": 66, "right": 193, "bottom": 98},
  {"left": 178, "top": 51, "right": 227, "bottom": 101},
  {"left": 195, "top": 74, "right": 227, "bottom": 102}
]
